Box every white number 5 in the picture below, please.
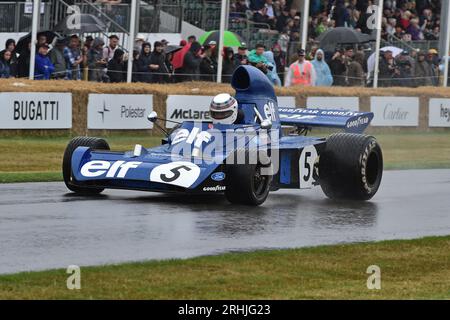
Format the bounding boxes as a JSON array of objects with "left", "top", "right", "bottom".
[{"left": 299, "top": 145, "right": 318, "bottom": 189}]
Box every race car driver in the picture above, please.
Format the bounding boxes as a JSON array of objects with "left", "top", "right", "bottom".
[{"left": 209, "top": 93, "right": 243, "bottom": 124}]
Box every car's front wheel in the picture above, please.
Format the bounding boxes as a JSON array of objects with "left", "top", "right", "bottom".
[
  {"left": 225, "top": 162, "right": 272, "bottom": 206},
  {"left": 62, "top": 136, "right": 110, "bottom": 194}
]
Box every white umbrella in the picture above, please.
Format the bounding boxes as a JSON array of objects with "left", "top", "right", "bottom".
[{"left": 367, "top": 46, "right": 403, "bottom": 74}]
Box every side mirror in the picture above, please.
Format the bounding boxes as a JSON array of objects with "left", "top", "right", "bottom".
[
  {"left": 147, "top": 111, "right": 158, "bottom": 123},
  {"left": 260, "top": 119, "right": 272, "bottom": 130}
]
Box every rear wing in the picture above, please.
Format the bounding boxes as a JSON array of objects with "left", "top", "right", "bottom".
[{"left": 278, "top": 108, "right": 373, "bottom": 133}]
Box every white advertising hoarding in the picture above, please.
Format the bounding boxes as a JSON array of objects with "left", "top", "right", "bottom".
[
  {"left": 429, "top": 99, "right": 450, "bottom": 127},
  {"left": 166, "top": 95, "right": 212, "bottom": 128},
  {"left": 0, "top": 92, "right": 72, "bottom": 129},
  {"left": 166, "top": 95, "right": 296, "bottom": 128},
  {"left": 277, "top": 96, "right": 296, "bottom": 108},
  {"left": 306, "top": 96, "right": 359, "bottom": 111},
  {"left": 370, "top": 97, "right": 419, "bottom": 126},
  {"left": 87, "top": 94, "right": 153, "bottom": 129}
]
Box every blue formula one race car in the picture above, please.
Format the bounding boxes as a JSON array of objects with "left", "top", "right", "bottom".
[{"left": 63, "top": 65, "right": 383, "bottom": 206}]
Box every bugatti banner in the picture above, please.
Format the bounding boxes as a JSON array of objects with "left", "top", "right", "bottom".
[
  {"left": 166, "top": 95, "right": 296, "bottom": 128},
  {"left": 0, "top": 92, "right": 72, "bottom": 129},
  {"left": 87, "top": 94, "right": 153, "bottom": 129},
  {"left": 370, "top": 96, "right": 419, "bottom": 126},
  {"left": 428, "top": 99, "right": 450, "bottom": 127}
]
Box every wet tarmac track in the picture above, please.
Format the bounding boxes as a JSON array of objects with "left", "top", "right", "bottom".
[{"left": 0, "top": 169, "right": 449, "bottom": 274}]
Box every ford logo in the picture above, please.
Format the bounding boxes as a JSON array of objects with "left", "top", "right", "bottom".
[{"left": 211, "top": 172, "right": 225, "bottom": 181}]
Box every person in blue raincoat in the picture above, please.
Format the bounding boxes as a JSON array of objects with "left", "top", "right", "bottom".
[
  {"left": 262, "top": 50, "right": 282, "bottom": 86},
  {"left": 311, "top": 49, "right": 333, "bottom": 86},
  {"left": 35, "top": 43, "right": 55, "bottom": 80}
]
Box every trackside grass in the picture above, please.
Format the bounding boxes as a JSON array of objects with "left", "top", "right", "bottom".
[
  {"left": 0, "top": 236, "right": 449, "bottom": 299},
  {"left": 0, "top": 132, "right": 449, "bottom": 183}
]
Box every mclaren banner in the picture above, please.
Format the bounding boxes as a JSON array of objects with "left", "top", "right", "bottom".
[
  {"left": 87, "top": 94, "right": 153, "bottom": 129},
  {"left": 165, "top": 95, "right": 296, "bottom": 128},
  {"left": 0, "top": 92, "right": 72, "bottom": 129}
]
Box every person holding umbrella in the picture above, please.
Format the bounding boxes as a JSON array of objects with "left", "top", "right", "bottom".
[
  {"left": 180, "top": 41, "right": 203, "bottom": 82},
  {"left": 163, "top": 51, "right": 174, "bottom": 83},
  {"left": 222, "top": 47, "right": 238, "bottom": 83},
  {"left": 187, "top": 35, "right": 196, "bottom": 44},
  {"left": 49, "top": 37, "right": 68, "bottom": 79},
  {"left": 131, "top": 49, "right": 141, "bottom": 82},
  {"left": 17, "top": 41, "right": 31, "bottom": 78},
  {"left": 107, "top": 49, "right": 126, "bottom": 83},
  {"left": 199, "top": 44, "right": 217, "bottom": 82},
  {"left": 87, "top": 37, "right": 107, "bottom": 82},
  {"left": 149, "top": 41, "right": 166, "bottom": 83},
  {"left": 35, "top": 43, "right": 54, "bottom": 80},
  {"left": 285, "top": 49, "right": 316, "bottom": 87},
  {"left": 38, "top": 34, "right": 48, "bottom": 47},
  {"left": 138, "top": 42, "right": 153, "bottom": 83}
]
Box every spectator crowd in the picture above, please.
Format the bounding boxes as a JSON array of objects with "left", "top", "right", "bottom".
[
  {"left": 0, "top": 0, "right": 443, "bottom": 87},
  {"left": 232, "top": 0, "right": 440, "bottom": 44}
]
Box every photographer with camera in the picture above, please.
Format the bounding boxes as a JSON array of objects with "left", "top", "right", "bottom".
[
  {"left": 248, "top": 43, "right": 271, "bottom": 74},
  {"left": 378, "top": 49, "right": 398, "bottom": 87},
  {"left": 393, "top": 51, "right": 414, "bottom": 87},
  {"left": 329, "top": 47, "right": 347, "bottom": 86}
]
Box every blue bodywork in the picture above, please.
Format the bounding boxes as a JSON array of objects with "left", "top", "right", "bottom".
[{"left": 70, "top": 65, "right": 373, "bottom": 193}]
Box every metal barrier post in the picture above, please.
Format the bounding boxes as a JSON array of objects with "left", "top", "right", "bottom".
[
  {"left": 443, "top": 1, "right": 450, "bottom": 87},
  {"left": 127, "top": 0, "right": 138, "bottom": 83},
  {"left": 14, "top": 2, "right": 20, "bottom": 31},
  {"left": 301, "top": 0, "right": 309, "bottom": 51},
  {"left": 373, "top": 0, "right": 384, "bottom": 88},
  {"left": 216, "top": 0, "right": 227, "bottom": 83},
  {"left": 29, "top": 0, "right": 41, "bottom": 80}
]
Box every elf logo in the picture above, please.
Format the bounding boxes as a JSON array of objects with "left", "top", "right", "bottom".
[
  {"left": 80, "top": 160, "right": 142, "bottom": 178},
  {"left": 172, "top": 127, "right": 212, "bottom": 146}
]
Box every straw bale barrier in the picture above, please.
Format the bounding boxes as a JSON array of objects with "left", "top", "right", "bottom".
[{"left": 0, "top": 78, "right": 449, "bottom": 136}]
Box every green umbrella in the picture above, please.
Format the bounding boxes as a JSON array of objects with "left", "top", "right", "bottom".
[{"left": 199, "top": 30, "right": 243, "bottom": 47}]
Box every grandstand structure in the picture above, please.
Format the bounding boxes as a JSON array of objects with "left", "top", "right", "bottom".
[
  {"left": 0, "top": 0, "right": 442, "bottom": 63},
  {"left": 0, "top": 0, "right": 289, "bottom": 50}
]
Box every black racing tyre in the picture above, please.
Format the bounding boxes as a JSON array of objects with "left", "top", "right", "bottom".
[
  {"left": 62, "top": 136, "right": 110, "bottom": 194},
  {"left": 225, "top": 161, "right": 272, "bottom": 206},
  {"left": 319, "top": 133, "right": 383, "bottom": 200}
]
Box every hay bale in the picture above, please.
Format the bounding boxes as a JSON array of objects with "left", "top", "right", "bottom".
[{"left": 1, "top": 78, "right": 449, "bottom": 136}]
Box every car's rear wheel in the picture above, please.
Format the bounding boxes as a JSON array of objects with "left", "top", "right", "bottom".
[
  {"left": 319, "top": 133, "right": 383, "bottom": 200},
  {"left": 225, "top": 162, "right": 272, "bottom": 206},
  {"left": 62, "top": 136, "right": 110, "bottom": 194}
]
